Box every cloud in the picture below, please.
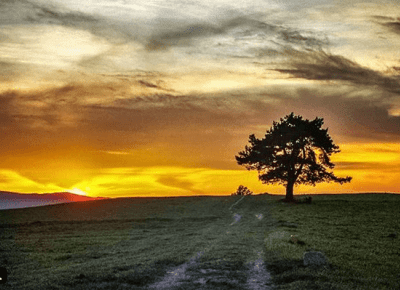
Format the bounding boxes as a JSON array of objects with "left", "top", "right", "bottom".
[
  {"left": 2, "top": 81, "right": 400, "bottom": 195},
  {"left": 373, "top": 15, "right": 400, "bottom": 34},
  {"left": 271, "top": 87, "right": 400, "bottom": 142},
  {"left": 335, "top": 161, "right": 400, "bottom": 177},
  {"left": 144, "top": 14, "right": 328, "bottom": 59},
  {"left": 0, "top": 0, "right": 328, "bottom": 75},
  {"left": 157, "top": 175, "right": 204, "bottom": 195},
  {"left": 0, "top": 170, "right": 64, "bottom": 193},
  {"left": 0, "top": 61, "right": 37, "bottom": 82},
  {"left": 335, "top": 162, "right": 381, "bottom": 170},
  {"left": 0, "top": 61, "right": 17, "bottom": 80},
  {"left": 68, "top": 167, "right": 241, "bottom": 197},
  {"left": 274, "top": 50, "right": 400, "bottom": 95},
  {"left": 144, "top": 16, "right": 276, "bottom": 51},
  {"left": 0, "top": 0, "right": 136, "bottom": 51},
  {"left": 0, "top": 0, "right": 99, "bottom": 30},
  {"left": 0, "top": 72, "right": 180, "bottom": 130},
  {"left": 2, "top": 76, "right": 400, "bottom": 152},
  {"left": 0, "top": 87, "right": 83, "bottom": 130}
]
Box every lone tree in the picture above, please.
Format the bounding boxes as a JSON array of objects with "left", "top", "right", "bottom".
[{"left": 236, "top": 113, "right": 351, "bottom": 202}]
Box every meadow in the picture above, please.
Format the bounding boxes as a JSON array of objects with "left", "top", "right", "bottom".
[
  {"left": 266, "top": 193, "right": 400, "bottom": 289},
  {"left": 0, "top": 193, "right": 399, "bottom": 289}
]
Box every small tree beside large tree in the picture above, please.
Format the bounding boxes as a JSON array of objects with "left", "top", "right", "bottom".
[{"left": 236, "top": 113, "right": 352, "bottom": 202}]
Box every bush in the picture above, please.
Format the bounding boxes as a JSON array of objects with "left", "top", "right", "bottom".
[{"left": 232, "top": 185, "right": 253, "bottom": 196}]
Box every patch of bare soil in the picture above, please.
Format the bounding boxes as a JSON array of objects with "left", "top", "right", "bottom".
[
  {"left": 181, "top": 258, "right": 248, "bottom": 289},
  {"left": 148, "top": 254, "right": 273, "bottom": 290},
  {"left": 246, "top": 251, "right": 273, "bottom": 290}
]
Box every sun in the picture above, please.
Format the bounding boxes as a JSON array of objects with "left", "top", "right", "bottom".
[{"left": 67, "top": 188, "right": 88, "bottom": 196}]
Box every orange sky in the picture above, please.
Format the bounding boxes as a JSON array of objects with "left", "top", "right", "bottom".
[{"left": 0, "top": 0, "right": 399, "bottom": 197}]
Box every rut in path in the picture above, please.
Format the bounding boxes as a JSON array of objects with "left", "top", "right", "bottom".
[
  {"left": 246, "top": 251, "right": 273, "bottom": 290},
  {"left": 148, "top": 252, "right": 204, "bottom": 289},
  {"left": 148, "top": 196, "right": 274, "bottom": 289}
]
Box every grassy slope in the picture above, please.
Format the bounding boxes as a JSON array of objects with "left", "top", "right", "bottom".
[
  {"left": 0, "top": 196, "right": 273, "bottom": 289},
  {"left": 265, "top": 193, "right": 400, "bottom": 289},
  {"left": 0, "top": 194, "right": 399, "bottom": 289}
]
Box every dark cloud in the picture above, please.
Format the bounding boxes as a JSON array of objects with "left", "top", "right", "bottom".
[
  {"left": 0, "top": 91, "right": 16, "bottom": 126},
  {"left": 384, "top": 21, "right": 400, "bottom": 33},
  {"left": 267, "top": 87, "right": 400, "bottom": 142},
  {"left": 0, "top": 0, "right": 97, "bottom": 26},
  {"left": 138, "top": 80, "right": 159, "bottom": 89},
  {"left": 0, "top": 84, "right": 246, "bottom": 169},
  {"left": 336, "top": 161, "right": 400, "bottom": 173},
  {"left": 0, "top": 0, "right": 329, "bottom": 68},
  {"left": 373, "top": 15, "right": 400, "bottom": 34},
  {"left": 365, "top": 147, "right": 400, "bottom": 153},
  {"left": 145, "top": 16, "right": 276, "bottom": 51},
  {"left": 0, "top": 85, "right": 91, "bottom": 132},
  {"left": 0, "top": 61, "right": 22, "bottom": 81},
  {"left": 336, "top": 162, "right": 382, "bottom": 170},
  {"left": 145, "top": 15, "right": 327, "bottom": 53},
  {"left": 0, "top": 0, "right": 134, "bottom": 45},
  {"left": 274, "top": 50, "right": 400, "bottom": 94},
  {"left": 2, "top": 78, "right": 400, "bottom": 141},
  {"left": 136, "top": 80, "right": 174, "bottom": 92},
  {"left": 1, "top": 78, "right": 400, "bottom": 172}
]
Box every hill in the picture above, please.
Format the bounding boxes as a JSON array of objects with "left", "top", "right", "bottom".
[{"left": 0, "top": 191, "right": 107, "bottom": 210}]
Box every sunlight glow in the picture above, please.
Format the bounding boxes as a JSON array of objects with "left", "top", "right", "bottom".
[{"left": 67, "top": 188, "right": 88, "bottom": 196}]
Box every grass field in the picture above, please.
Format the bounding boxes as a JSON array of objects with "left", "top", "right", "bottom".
[
  {"left": 0, "top": 195, "right": 274, "bottom": 289},
  {"left": 265, "top": 193, "right": 400, "bottom": 289},
  {"left": 0, "top": 193, "right": 399, "bottom": 289}
]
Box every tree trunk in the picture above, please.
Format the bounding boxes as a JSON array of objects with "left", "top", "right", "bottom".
[{"left": 285, "top": 181, "right": 294, "bottom": 201}]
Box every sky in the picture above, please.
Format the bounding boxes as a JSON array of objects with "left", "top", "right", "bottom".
[{"left": 1, "top": 0, "right": 400, "bottom": 197}]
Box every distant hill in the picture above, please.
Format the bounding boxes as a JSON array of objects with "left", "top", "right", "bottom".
[{"left": 0, "top": 191, "right": 108, "bottom": 210}]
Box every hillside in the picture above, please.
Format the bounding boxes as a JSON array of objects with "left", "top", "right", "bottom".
[{"left": 0, "top": 191, "right": 107, "bottom": 210}]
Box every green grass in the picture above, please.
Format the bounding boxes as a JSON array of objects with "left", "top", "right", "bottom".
[
  {"left": 0, "top": 194, "right": 399, "bottom": 289},
  {"left": 265, "top": 193, "right": 400, "bottom": 289},
  {"left": 0, "top": 196, "right": 268, "bottom": 289}
]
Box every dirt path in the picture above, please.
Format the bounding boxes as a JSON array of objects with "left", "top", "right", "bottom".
[
  {"left": 246, "top": 251, "right": 272, "bottom": 290},
  {"left": 148, "top": 196, "right": 274, "bottom": 289}
]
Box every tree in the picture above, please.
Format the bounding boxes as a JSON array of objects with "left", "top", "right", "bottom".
[{"left": 235, "top": 113, "right": 351, "bottom": 202}]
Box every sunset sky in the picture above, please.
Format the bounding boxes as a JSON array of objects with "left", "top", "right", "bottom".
[{"left": 1, "top": 0, "right": 400, "bottom": 197}]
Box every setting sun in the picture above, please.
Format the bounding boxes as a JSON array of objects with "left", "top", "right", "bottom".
[{"left": 67, "top": 188, "right": 88, "bottom": 196}]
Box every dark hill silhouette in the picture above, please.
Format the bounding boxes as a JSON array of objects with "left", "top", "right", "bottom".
[{"left": 0, "top": 191, "right": 107, "bottom": 210}]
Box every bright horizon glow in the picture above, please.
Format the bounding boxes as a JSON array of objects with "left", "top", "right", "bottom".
[{"left": 67, "top": 188, "right": 88, "bottom": 196}]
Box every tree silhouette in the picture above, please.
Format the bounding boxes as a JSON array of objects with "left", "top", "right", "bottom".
[
  {"left": 232, "top": 185, "right": 253, "bottom": 196},
  {"left": 236, "top": 113, "right": 352, "bottom": 201}
]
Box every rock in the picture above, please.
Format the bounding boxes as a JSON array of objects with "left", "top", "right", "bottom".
[
  {"left": 303, "top": 251, "right": 328, "bottom": 267},
  {"left": 0, "top": 267, "right": 7, "bottom": 284}
]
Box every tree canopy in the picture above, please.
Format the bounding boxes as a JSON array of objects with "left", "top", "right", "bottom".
[{"left": 235, "top": 113, "right": 352, "bottom": 201}]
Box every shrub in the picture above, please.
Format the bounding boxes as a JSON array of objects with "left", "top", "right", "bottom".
[{"left": 232, "top": 185, "right": 253, "bottom": 196}]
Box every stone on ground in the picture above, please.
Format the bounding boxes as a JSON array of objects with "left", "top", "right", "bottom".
[{"left": 303, "top": 251, "right": 328, "bottom": 267}]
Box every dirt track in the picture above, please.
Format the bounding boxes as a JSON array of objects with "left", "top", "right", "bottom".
[{"left": 148, "top": 196, "right": 274, "bottom": 289}]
